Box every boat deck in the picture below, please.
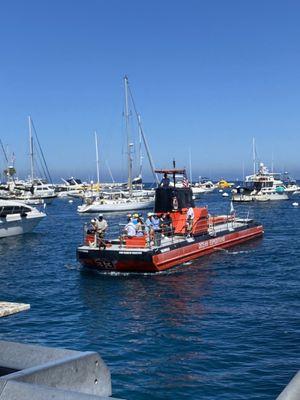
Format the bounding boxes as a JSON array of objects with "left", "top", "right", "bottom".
[{"left": 79, "top": 219, "right": 252, "bottom": 253}]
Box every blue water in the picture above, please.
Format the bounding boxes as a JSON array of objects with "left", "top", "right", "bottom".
[{"left": 0, "top": 193, "right": 299, "bottom": 399}]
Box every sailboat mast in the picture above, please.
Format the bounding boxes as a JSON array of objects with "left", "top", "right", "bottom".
[
  {"left": 94, "top": 131, "right": 100, "bottom": 185},
  {"left": 138, "top": 114, "right": 143, "bottom": 179},
  {"left": 189, "top": 147, "right": 192, "bottom": 183},
  {"left": 28, "top": 115, "right": 34, "bottom": 182},
  {"left": 124, "top": 76, "right": 133, "bottom": 195}
]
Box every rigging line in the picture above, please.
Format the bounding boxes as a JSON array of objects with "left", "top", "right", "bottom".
[
  {"left": 34, "top": 141, "right": 48, "bottom": 180},
  {"left": 30, "top": 119, "right": 53, "bottom": 184},
  {"left": 0, "top": 139, "right": 9, "bottom": 164},
  {"left": 127, "top": 84, "right": 159, "bottom": 184}
]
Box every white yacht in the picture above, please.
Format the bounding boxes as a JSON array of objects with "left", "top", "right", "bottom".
[
  {"left": 0, "top": 200, "right": 46, "bottom": 238},
  {"left": 232, "top": 163, "right": 289, "bottom": 202},
  {"left": 192, "top": 179, "right": 215, "bottom": 198}
]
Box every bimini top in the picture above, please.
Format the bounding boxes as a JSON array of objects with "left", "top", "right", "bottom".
[{"left": 155, "top": 168, "right": 186, "bottom": 175}]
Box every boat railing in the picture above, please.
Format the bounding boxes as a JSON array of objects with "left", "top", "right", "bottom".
[{"left": 117, "top": 223, "right": 176, "bottom": 249}]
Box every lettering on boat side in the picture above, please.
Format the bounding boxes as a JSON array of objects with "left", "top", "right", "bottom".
[
  {"left": 119, "top": 251, "right": 143, "bottom": 255},
  {"left": 96, "top": 260, "right": 114, "bottom": 269},
  {"left": 198, "top": 236, "right": 226, "bottom": 250}
]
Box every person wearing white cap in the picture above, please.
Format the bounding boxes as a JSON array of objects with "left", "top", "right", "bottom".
[
  {"left": 124, "top": 215, "right": 136, "bottom": 238},
  {"left": 94, "top": 214, "right": 108, "bottom": 238}
]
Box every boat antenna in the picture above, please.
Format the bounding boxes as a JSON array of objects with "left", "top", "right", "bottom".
[
  {"left": 127, "top": 81, "right": 159, "bottom": 185},
  {"left": 124, "top": 76, "right": 133, "bottom": 196},
  {"left": 94, "top": 131, "right": 100, "bottom": 186},
  {"left": 173, "top": 159, "right": 176, "bottom": 187},
  {"left": 271, "top": 150, "right": 274, "bottom": 174},
  {"left": 252, "top": 137, "right": 256, "bottom": 175}
]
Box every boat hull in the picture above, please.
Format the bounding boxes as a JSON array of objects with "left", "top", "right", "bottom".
[
  {"left": 77, "top": 224, "right": 263, "bottom": 273},
  {"left": 78, "top": 199, "right": 154, "bottom": 213},
  {"left": 0, "top": 214, "right": 45, "bottom": 238}
]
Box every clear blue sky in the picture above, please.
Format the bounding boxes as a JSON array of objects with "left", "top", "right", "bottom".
[{"left": 0, "top": 0, "right": 300, "bottom": 182}]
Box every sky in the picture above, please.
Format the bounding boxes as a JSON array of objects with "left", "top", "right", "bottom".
[{"left": 0, "top": 0, "right": 300, "bottom": 182}]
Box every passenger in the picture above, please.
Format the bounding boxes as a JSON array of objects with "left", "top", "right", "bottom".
[
  {"left": 151, "top": 214, "right": 162, "bottom": 246},
  {"left": 124, "top": 216, "right": 136, "bottom": 238},
  {"left": 88, "top": 218, "right": 97, "bottom": 234},
  {"left": 135, "top": 216, "right": 145, "bottom": 237},
  {"left": 145, "top": 212, "right": 154, "bottom": 233},
  {"left": 151, "top": 214, "right": 161, "bottom": 231},
  {"left": 186, "top": 205, "right": 194, "bottom": 237},
  {"left": 132, "top": 213, "right": 139, "bottom": 225},
  {"left": 161, "top": 212, "right": 173, "bottom": 236},
  {"left": 159, "top": 173, "right": 170, "bottom": 188},
  {"left": 145, "top": 212, "right": 154, "bottom": 244},
  {"left": 95, "top": 214, "right": 108, "bottom": 238},
  {"left": 94, "top": 214, "right": 108, "bottom": 249}
]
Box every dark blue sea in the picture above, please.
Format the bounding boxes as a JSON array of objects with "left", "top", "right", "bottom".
[{"left": 0, "top": 192, "right": 299, "bottom": 399}]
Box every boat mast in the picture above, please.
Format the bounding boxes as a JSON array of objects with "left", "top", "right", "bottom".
[
  {"left": 94, "top": 131, "right": 100, "bottom": 186},
  {"left": 126, "top": 82, "right": 159, "bottom": 185},
  {"left": 252, "top": 137, "right": 256, "bottom": 175},
  {"left": 189, "top": 147, "right": 192, "bottom": 183},
  {"left": 28, "top": 115, "right": 34, "bottom": 182},
  {"left": 124, "top": 76, "right": 133, "bottom": 196},
  {"left": 138, "top": 114, "right": 143, "bottom": 180}
]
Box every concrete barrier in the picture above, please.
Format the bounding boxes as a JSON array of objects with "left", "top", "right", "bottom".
[
  {"left": 0, "top": 341, "right": 122, "bottom": 400},
  {"left": 277, "top": 371, "right": 300, "bottom": 400}
]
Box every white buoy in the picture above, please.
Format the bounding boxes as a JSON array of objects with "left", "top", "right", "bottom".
[
  {"left": 219, "top": 189, "right": 223, "bottom": 193},
  {"left": 222, "top": 192, "right": 229, "bottom": 197},
  {"left": 68, "top": 200, "right": 73, "bottom": 204},
  {"left": 292, "top": 202, "right": 299, "bottom": 207}
]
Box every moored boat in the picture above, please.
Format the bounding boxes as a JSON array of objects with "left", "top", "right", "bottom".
[
  {"left": 0, "top": 200, "right": 46, "bottom": 238},
  {"left": 77, "top": 168, "right": 263, "bottom": 273}
]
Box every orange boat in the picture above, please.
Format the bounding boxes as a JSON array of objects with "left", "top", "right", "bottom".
[{"left": 77, "top": 168, "right": 263, "bottom": 273}]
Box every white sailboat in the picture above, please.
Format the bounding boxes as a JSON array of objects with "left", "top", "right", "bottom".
[{"left": 78, "top": 83, "right": 155, "bottom": 214}]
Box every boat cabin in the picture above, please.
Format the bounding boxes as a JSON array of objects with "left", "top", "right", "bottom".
[{"left": 155, "top": 168, "right": 208, "bottom": 237}]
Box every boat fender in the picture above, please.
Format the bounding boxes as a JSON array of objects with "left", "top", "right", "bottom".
[{"left": 172, "top": 196, "right": 178, "bottom": 210}]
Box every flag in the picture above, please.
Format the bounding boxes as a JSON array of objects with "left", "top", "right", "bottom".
[{"left": 182, "top": 176, "right": 189, "bottom": 188}]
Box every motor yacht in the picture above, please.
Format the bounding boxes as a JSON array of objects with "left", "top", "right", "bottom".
[
  {"left": 0, "top": 200, "right": 46, "bottom": 238},
  {"left": 232, "top": 163, "right": 289, "bottom": 202}
]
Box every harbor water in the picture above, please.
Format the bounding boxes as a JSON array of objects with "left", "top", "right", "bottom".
[{"left": 0, "top": 193, "right": 299, "bottom": 399}]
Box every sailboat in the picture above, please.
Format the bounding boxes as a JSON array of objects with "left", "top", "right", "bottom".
[
  {"left": 6, "top": 117, "right": 57, "bottom": 204},
  {"left": 78, "top": 82, "right": 155, "bottom": 214}
]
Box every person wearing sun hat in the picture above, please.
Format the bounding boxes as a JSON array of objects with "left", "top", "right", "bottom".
[{"left": 132, "top": 213, "right": 139, "bottom": 225}]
